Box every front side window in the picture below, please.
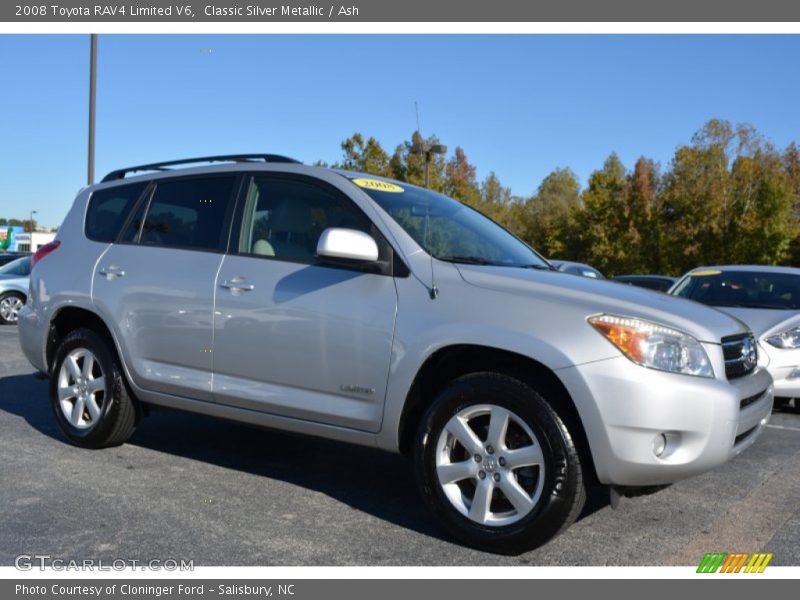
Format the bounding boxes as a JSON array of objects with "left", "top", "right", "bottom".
[
  {"left": 134, "top": 176, "right": 236, "bottom": 251},
  {"left": 354, "top": 177, "right": 549, "bottom": 269},
  {"left": 673, "top": 270, "right": 800, "bottom": 310},
  {"left": 238, "top": 176, "right": 374, "bottom": 263},
  {"left": 85, "top": 182, "right": 148, "bottom": 243}
]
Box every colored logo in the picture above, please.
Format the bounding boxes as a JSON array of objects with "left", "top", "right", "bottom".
[{"left": 697, "top": 552, "right": 773, "bottom": 573}]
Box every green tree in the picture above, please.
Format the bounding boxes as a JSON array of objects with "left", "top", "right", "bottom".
[
  {"left": 335, "top": 133, "right": 391, "bottom": 176},
  {"left": 519, "top": 168, "right": 580, "bottom": 259},
  {"left": 729, "top": 147, "right": 797, "bottom": 264},
  {"left": 577, "top": 153, "right": 635, "bottom": 275},
  {"left": 661, "top": 120, "right": 798, "bottom": 272},
  {"left": 784, "top": 143, "right": 800, "bottom": 265},
  {"left": 477, "top": 171, "right": 520, "bottom": 234}
]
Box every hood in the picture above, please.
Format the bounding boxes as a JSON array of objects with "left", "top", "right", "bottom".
[
  {"left": 456, "top": 265, "right": 749, "bottom": 343},
  {"left": 0, "top": 274, "right": 28, "bottom": 285},
  {"left": 714, "top": 307, "right": 800, "bottom": 338}
]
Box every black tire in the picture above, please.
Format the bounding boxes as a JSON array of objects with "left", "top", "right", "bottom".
[
  {"left": 49, "top": 328, "right": 137, "bottom": 449},
  {"left": 0, "top": 291, "right": 25, "bottom": 325},
  {"left": 414, "top": 372, "right": 586, "bottom": 554}
]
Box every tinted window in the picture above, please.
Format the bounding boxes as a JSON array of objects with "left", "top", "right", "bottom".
[
  {"left": 85, "top": 182, "right": 148, "bottom": 242},
  {"left": 136, "top": 177, "right": 235, "bottom": 251},
  {"left": 239, "top": 176, "right": 374, "bottom": 263},
  {"left": 673, "top": 270, "right": 800, "bottom": 310}
]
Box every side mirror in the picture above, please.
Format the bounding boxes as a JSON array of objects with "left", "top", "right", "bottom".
[{"left": 316, "top": 228, "right": 379, "bottom": 263}]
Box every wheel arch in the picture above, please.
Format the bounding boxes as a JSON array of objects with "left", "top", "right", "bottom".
[
  {"left": 397, "top": 344, "right": 599, "bottom": 485},
  {"left": 47, "top": 306, "right": 122, "bottom": 373}
]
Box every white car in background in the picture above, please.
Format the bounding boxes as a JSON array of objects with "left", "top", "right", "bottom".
[
  {"left": 0, "top": 255, "right": 31, "bottom": 325},
  {"left": 671, "top": 266, "right": 800, "bottom": 404}
]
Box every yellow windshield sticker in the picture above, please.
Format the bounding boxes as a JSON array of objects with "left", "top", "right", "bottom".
[
  {"left": 691, "top": 270, "right": 722, "bottom": 276},
  {"left": 352, "top": 178, "right": 404, "bottom": 193}
]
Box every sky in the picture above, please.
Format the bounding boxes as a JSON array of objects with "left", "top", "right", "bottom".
[{"left": 1, "top": 34, "right": 799, "bottom": 227}]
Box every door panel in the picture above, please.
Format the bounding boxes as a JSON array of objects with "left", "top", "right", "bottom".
[
  {"left": 212, "top": 255, "right": 397, "bottom": 431},
  {"left": 90, "top": 174, "right": 238, "bottom": 401},
  {"left": 93, "top": 245, "right": 223, "bottom": 401},
  {"left": 211, "top": 174, "right": 398, "bottom": 431}
]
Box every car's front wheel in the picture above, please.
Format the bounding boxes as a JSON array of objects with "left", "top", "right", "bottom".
[
  {"left": 0, "top": 291, "right": 25, "bottom": 325},
  {"left": 414, "top": 372, "right": 586, "bottom": 554},
  {"left": 50, "top": 328, "right": 137, "bottom": 448}
]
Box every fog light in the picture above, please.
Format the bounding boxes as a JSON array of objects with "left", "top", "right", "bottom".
[
  {"left": 653, "top": 433, "right": 668, "bottom": 457},
  {"left": 787, "top": 368, "right": 800, "bottom": 380}
]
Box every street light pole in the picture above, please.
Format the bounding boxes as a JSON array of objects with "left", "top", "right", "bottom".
[
  {"left": 29, "top": 210, "right": 37, "bottom": 234},
  {"left": 410, "top": 140, "right": 447, "bottom": 189},
  {"left": 87, "top": 34, "right": 97, "bottom": 185}
]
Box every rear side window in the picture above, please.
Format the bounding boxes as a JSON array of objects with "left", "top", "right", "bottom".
[
  {"left": 85, "top": 182, "right": 148, "bottom": 243},
  {"left": 136, "top": 176, "right": 236, "bottom": 251}
]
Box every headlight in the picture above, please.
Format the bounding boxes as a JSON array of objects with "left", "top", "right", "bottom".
[
  {"left": 766, "top": 326, "right": 800, "bottom": 349},
  {"left": 588, "top": 314, "right": 714, "bottom": 378}
]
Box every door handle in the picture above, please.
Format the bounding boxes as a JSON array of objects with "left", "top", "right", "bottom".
[
  {"left": 220, "top": 277, "right": 255, "bottom": 292},
  {"left": 98, "top": 265, "right": 125, "bottom": 279}
]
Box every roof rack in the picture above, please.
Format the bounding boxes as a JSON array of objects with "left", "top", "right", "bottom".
[{"left": 100, "top": 154, "right": 302, "bottom": 182}]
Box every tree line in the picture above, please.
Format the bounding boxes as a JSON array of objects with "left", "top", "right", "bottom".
[{"left": 320, "top": 119, "right": 800, "bottom": 276}]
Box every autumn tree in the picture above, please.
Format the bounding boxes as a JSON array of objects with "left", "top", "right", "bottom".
[{"left": 444, "top": 147, "right": 480, "bottom": 206}]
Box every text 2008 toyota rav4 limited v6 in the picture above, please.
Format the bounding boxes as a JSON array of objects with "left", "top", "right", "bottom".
[{"left": 18, "top": 155, "right": 773, "bottom": 554}]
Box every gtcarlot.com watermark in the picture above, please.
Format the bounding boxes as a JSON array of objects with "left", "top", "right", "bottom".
[{"left": 14, "top": 554, "right": 194, "bottom": 571}]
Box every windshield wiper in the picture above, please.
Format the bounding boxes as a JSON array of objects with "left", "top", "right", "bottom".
[
  {"left": 713, "top": 302, "right": 788, "bottom": 310},
  {"left": 517, "top": 263, "right": 558, "bottom": 271},
  {"left": 438, "top": 255, "right": 502, "bottom": 265}
]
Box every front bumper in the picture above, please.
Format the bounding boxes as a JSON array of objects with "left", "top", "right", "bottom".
[{"left": 557, "top": 356, "right": 773, "bottom": 486}]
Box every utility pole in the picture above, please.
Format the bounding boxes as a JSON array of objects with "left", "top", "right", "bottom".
[{"left": 87, "top": 34, "right": 97, "bottom": 185}]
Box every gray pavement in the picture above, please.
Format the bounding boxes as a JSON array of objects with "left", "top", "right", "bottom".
[{"left": 0, "top": 325, "right": 798, "bottom": 566}]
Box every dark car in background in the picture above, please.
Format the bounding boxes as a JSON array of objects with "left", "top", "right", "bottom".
[
  {"left": 614, "top": 274, "right": 678, "bottom": 293},
  {"left": 0, "top": 252, "right": 27, "bottom": 267},
  {"left": 549, "top": 260, "right": 604, "bottom": 279}
]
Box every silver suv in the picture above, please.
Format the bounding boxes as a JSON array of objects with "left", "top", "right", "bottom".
[{"left": 18, "top": 155, "right": 773, "bottom": 553}]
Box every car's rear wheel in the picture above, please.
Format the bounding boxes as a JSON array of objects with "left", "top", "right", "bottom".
[
  {"left": 0, "top": 291, "right": 25, "bottom": 325},
  {"left": 50, "top": 328, "right": 137, "bottom": 448},
  {"left": 414, "top": 372, "right": 586, "bottom": 554}
]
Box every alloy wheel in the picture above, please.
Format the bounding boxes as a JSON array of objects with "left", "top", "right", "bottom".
[
  {"left": 57, "top": 348, "right": 106, "bottom": 430},
  {"left": 0, "top": 295, "right": 23, "bottom": 323},
  {"left": 435, "top": 403, "right": 546, "bottom": 526}
]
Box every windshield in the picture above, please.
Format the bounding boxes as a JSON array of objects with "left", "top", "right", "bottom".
[
  {"left": 355, "top": 178, "right": 549, "bottom": 268},
  {"left": 0, "top": 256, "right": 31, "bottom": 277},
  {"left": 672, "top": 270, "right": 800, "bottom": 310}
]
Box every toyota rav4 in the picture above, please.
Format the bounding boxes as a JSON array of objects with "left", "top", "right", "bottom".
[{"left": 18, "top": 154, "right": 774, "bottom": 553}]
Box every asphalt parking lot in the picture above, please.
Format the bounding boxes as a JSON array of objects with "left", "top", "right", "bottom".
[{"left": 0, "top": 325, "right": 798, "bottom": 567}]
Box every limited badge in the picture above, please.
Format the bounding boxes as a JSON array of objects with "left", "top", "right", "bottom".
[{"left": 352, "top": 178, "right": 405, "bottom": 193}]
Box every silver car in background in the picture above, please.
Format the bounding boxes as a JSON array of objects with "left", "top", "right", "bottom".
[
  {"left": 0, "top": 255, "right": 31, "bottom": 325},
  {"left": 671, "top": 266, "right": 800, "bottom": 404},
  {"left": 17, "top": 155, "right": 774, "bottom": 553}
]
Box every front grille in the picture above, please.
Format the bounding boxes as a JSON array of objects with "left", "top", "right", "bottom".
[
  {"left": 740, "top": 390, "right": 767, "bottom": 410},
  {"left": 721, "top": 334, "right": 757, "bottom": 380}
]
